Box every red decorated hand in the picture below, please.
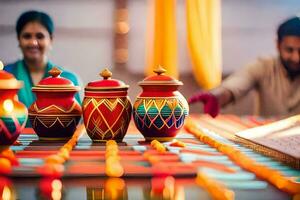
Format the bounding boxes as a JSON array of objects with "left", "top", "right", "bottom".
[{"left": 188, "top": 92, "right": 220, "bottom": 118}]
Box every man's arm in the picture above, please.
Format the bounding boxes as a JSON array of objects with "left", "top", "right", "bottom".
[
  {"left": 189, "top": 58, "right": 265, "bottom": 117},
  {"left": 211, "top": 86, "right": 234, "bottom": 107}
]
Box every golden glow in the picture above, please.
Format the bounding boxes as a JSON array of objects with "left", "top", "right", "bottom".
[
  {"left": 2, "top": 186, "right": 11, "bottom": 200},
  {"left": 51, "top": 190, "right": 62, "bottom": 200},
  {"left": 174, "top": 186, "right": 185, "bottom": 200},
  {"left": 0, "top": 61, "right": 3, "bottom": 70},
  {"left": 105, "top": 178, "right": 125, "bottom": 200},
  {"left": 3, "top": 99, "right": 14, "bottom": 113},
  {"left": 105, "top": 178, "right": 125, "bottom": 190},
  {"left": 51, "top": 179, "right": 62, "bottom": 200},
  {"left": 51, "top": 179, "right": 62, "bottom": 190},
  {"left": 163, "top": 176, "right": 175, "bottom": 199},
  {"left": 116, "top": 22, "right": 130, "bottom": 34}
]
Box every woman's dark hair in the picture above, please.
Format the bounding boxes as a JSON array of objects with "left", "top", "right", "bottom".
[
  {"left": 277, "top": 16, "right": 300, "bottom": 42},
  {"left": 16, "top": 10, "right": 54, "bottom": 38}
]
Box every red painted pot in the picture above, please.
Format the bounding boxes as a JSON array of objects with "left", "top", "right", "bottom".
[
  {"left": 0, "top": 61, "right": 27, "bottom": 145},
  {"left": 133, "top": 66, "right": 189, "bottom": 142},
  {"left": 82, "top": 69, "right": 132, "bottom": 142},
  {"left": 28, "top": 67, "right": 81, "bottom": 140}
]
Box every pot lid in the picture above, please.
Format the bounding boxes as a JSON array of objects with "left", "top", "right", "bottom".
[
  {"left": 0, "top": 61, "right": 23, "bottom": 89},
  {"left": 85, "top": 68, "right": 129, "bottom": 91},
  {"left": 32, "top": 67, "right": 80, "bottom": 92},
  {"left": 139, "top": 66, "right": 182, "bottom": 86}
]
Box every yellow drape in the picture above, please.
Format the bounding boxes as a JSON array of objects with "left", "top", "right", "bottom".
[
  {"left": 145, "top": 0, "right": 178, "bottom": 78},
  {"left": 186, "top": 0, "right": 222, "bottom": 89}
]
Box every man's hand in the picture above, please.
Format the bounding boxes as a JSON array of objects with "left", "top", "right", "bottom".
[{"left": 188, "top": 92, "right": 220, "bottom": 118}]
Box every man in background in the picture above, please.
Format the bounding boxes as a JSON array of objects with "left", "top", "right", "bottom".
[{"left": 189, "top": 16, "right": 300, "bottom": 117}]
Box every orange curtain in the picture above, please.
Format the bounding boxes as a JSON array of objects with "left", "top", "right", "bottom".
[
  {"left": 145, "top": 0, "right": 178, "bottom": 78},
  {"left": 186, "top": 0, "right": 222, "bottom": 89}
]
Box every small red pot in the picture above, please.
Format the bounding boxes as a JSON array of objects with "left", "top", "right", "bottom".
[
  {"left": 28, "top": 67, "right": 82, "bottom": 140},
  {"left": 82, "top": 69, "right": 132, "bottom": 142}
]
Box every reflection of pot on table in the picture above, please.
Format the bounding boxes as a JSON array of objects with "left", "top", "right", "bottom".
[
  {"left": 38, "top": 178, "right": 64, "bottom": 200},
  {"left": 0, "top": 176, "right": 16, "bottom": 200},
  {"left": 86, "top": 178, "right": 128, "bottom": 200}
]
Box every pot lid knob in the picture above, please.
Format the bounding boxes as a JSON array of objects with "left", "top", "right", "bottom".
[
  {"left": 153, "top": 66, "right": 166, "bottom": 75},
  {"left": 100, "top": 68, "right": 112, "bottom": 80},
  {"left": 49, "top": 67, "right": 62, "bottom": 78}
]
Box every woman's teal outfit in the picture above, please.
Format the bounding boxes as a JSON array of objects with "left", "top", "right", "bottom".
[{"left": 4, "top": 60, "right": 82, "bottom": 127}]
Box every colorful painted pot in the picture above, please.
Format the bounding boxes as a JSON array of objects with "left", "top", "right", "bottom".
[
  {"left": 82, "top": 68, "right": 132, "bottom": 142},
  {"left": 28, "top": 67, "right": 82, "bottom": 140},
  {"left": 0, "top": 61, "right": 27, "bottom": 145},
  {"left": 133, "top": 66, "right": 189, "bottom": 142}
]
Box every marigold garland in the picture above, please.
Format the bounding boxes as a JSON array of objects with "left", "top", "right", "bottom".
[
  {"left": 38, "top": 124, "right": 86, "bottom": 177},
  {"left": 149, "top": 139, "right": 234, "bottom": 199},
  {"left": 105, "top": 140, "right": 124, "bottom": 177}
]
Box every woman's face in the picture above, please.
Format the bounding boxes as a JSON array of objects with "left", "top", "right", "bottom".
[{"left": 18, "top": 21, "right": 52, "bottom": 64}]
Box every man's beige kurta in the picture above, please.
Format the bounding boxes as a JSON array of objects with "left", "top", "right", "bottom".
[{"left": 221, "top": 56, "right": 300, "bottom": 116}]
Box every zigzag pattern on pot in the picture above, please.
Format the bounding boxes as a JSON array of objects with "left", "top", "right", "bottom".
[
  {"left": 30, "top": 115, "right": 78, "bottom": 129},
  {"left": 133, "top": 98, "right": 188, "bottom": 130},
  {"left": 83, "top": 97, "right": 131, "bottom": 140},
  {"left": 0, "top": 115, "right": 27, "bottom": 144},
  {"left": 30, "top": 101, "right": 80, "bottom": 114}
]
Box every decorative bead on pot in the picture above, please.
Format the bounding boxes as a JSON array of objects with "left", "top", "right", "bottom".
[
  {"left": 82, "top": 68, "right": 132, "bottom": 142},
  {"left": 28, "top": 67, "right": 82, "bottom": 140},
  {"left": 133, "top": 66, "right": 189, "bottom": 142},
  {"left": 0, "top": 61, "right": 27, "bottom": 145}
]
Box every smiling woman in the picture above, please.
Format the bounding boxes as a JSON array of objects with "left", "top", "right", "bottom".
[
  {"left": 18, "top": 21, "right": 52, "bottom": 78},
  {"left": 3, "top": 10, "right": 82, "bottom": 127},
  {"left": 4, "top": 12, "right": 82, "bottom": 105}
]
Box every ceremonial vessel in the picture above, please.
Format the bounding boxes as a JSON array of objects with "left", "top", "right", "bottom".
[
  {"left": 28, "top": 67, "right": 82, "bottom": 140},
  {"left": 0, "top": 61, "right": 27, "bottom": 145},
  {"left": 82, "top": 68, "right": 132, "bottom": 142},
  {"left": 133, "top": 66, "right": 189, "bottom": 142}
]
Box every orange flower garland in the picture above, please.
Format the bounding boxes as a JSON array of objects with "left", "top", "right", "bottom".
[
  {"left": 148, "top": 139, "right": 234, "bottom": 199},
  {"left": 0, "top": 148, "right": 18, "bottom": 175},
  {"left": 38, "top": 124, "right": 86, "bottom": 177},
  {"left": 170, "top": 139, "right": 186, "bottom": 147},
  {"left": 150, "top": 140, "right": 166, "bottom": 152},
  {"left": 105, "top": 140, "right": 124, "bottom": 177},
  {"left": 196, "top": 172, "right": 235, "bottom": 200}
]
